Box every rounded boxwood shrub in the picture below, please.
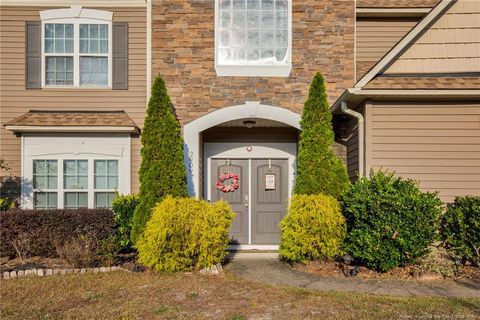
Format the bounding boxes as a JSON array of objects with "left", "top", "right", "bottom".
[
  {"left": 441, "top": 196, "right": 480, "bottom": 267},
  {"left": 341, "top": 171, "right": 443, "bottom": 272},
  {"left": 280, "top": 194, "right": 346, "bottom": 263},
  {"left": 137, "top": 196, "right": 235, "bottom": 272}
]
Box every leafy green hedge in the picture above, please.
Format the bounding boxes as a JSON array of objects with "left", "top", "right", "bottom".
[
  {"left": 280, "top": 194, "right": 346, "bottom": 263},
  {"left": 112, "top": 193, "right": 139, "bottom": 251},
  {"left": 442, "top": 196, "right": 480, "bottom": 267},
  {"left": 137, "top": 196, "right": 234, "bottom": 272},
  {"left": 341, "top": 171, "right": 443, "bottom": 272}
]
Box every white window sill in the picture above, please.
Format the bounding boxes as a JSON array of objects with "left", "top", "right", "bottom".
[
  {"left": 215, "top": 65, "right": 291, "bottom": 77},
  {"left": 42, "top": 85, "right": 111, "bottom": 90}
]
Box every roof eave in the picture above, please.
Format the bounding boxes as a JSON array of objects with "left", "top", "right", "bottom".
[
  {"left": 356, "top": 8, "right": 431, "bottom": 18},
  {"left": 4, "top": 125, "right": 140, "bottom": 134},
  {"left": 331, "top": 88, "right": 480, "bottom": 114}
]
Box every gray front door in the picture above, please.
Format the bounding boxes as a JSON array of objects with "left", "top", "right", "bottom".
[
  {"left": 211, "top": 159, "right": 249, "bottom": 245},
  {"left": 251, "top": 159, "right": 288, "bottom": 244},
  {"left": 210, "top": 158, "right": 288, "bottom": 245}
]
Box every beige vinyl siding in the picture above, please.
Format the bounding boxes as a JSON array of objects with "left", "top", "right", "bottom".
[
  {"left": 0, "top": 6, "right": 146, "bottom": 195},
  {"left": 385, "top": 0, "right": 480, "bottom": 74},
  {"left": 368, "top": 101, "right": 480, "bottom": 203},
  {"left": 356, "top": 17, "right": 419, "bottom": 79},
  {"left": 346, "top": 105, "right": 364, "bottom": 181}
]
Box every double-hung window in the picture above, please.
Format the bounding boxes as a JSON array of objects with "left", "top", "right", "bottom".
[
  {"left": 33, "top": 160, "right": 58, "bottom": 209},
  {"left": 44, "top": 24, "right": 74, "bottom": 85},
  {"left": 63, "top": 160, "right": 88, "bottom": 208},
  {"left": 215, "top": 0, "right": 291, "bottom": 77},
  {"left": 94, "top": 160, "right": 118, "bottom": 208},
  {"left": 79, "top": 24, "right": 109, "bottom": 86},
  {"left": 42, "top": 18, "right": 111, "bottom": 87}
]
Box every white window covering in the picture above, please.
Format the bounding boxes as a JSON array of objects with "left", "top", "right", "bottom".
[{"left": 79, "top": 24, "right": 109, "bottom": 86}]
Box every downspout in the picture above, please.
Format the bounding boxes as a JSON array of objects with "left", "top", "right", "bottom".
[
  {"left": 341, "top": 101, "right": 364, "bottom": 177},
  {"left": 146, "top": 0, "right": 152, "bottom": 102}
]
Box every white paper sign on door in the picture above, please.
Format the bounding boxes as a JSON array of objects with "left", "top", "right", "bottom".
[{"left": 265, "top": 174, "right": 276, "bottom": 190}]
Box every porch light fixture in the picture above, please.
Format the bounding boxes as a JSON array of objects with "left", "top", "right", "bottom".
[{"left": 243, "top": 120, "right": 256, "bottom": 129}]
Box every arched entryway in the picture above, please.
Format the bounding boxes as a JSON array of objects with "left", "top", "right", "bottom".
[{"left": 184, "top": 102, "right": 301, "bottom": 249}]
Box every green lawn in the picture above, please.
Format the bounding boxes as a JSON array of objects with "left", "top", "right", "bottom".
[{"left": 1, "top": 271, "right": 479, "bottom": 319}]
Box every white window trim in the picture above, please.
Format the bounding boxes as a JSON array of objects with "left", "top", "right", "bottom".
[
  {"left": 214, "top": 0, "right": 292, "bottom": 77},
  {"left": 40, "top": 7, "right": 113, "bottom": 88},
  {"left": 22, "top": 134, "right": 131, "bottom": 209}
]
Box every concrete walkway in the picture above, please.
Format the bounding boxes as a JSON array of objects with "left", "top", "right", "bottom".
[{"left": 225, "top": 253, "right": 480, "bottom": 298}]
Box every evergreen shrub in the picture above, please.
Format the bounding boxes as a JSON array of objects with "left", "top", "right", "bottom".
[
  {"left": 442, "top": 196, "right": 480, "bottom": 267},
  {"left": 131, "top": 75, "right": 188, "bottom": 243},
  {"left": 280, "top": 194, "right": 346, "bottom": 263},
  {"left": 112, "top": 193, "right": 139, "bottom": 250},
  {"left": 137, "top": 196, "right": 234, "bottom": 272},
  {"left": 341, "top": 171, "right": 443, "bottom": 272},
  {"left": 294, "top": 72, "right": 350, "bottom": 198}
]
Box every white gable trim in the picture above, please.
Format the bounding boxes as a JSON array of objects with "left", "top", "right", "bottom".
[{"left": 355, "top": 0, "right": 454, "bottom": 89}]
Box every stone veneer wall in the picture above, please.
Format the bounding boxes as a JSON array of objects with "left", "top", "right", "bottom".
[{"left": 152, "top": 0, "right": 355, "bottom": 126}]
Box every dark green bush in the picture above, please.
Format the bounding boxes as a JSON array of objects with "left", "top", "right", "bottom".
[
  {"left": 137, "top": 196, "right": 234, "bottom": 272},
  {"left": 131, "top": 75, "right": 188, "bottom": 244},
  {"left": 294, "top": 72, "right": 350, "bottom": 198},
  {"left": 341, "top": 171, "right": 443, "bottom": 272},
  {"left": 280, "top": 194, "right": 346, "bottom": 263},
  {"left": 442, "top": 196, "right": 480, "bottom": 267},
  {"left": 112, "top": 193, "right": 139, "bottom": 250}
]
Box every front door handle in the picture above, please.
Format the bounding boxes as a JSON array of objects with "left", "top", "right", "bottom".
[{"left": 244, "top": 195, "right": 249, "bottom": 207}]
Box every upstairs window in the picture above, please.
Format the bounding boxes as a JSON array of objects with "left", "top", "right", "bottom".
[
  {"left": 79, "top": 24, "right": 109, "bottom": 86},
  {"left": 215, "top": 0, "right": 291, "bottom": 77},
  {"left": 44, "top": 24, "right": 74, "bottom": 85},
  {"left": 40, "top": 8, "right": 112, "bottom": 88}
]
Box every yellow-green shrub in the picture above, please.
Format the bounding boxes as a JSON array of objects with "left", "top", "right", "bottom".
[
  {"left": 280, "top": 194, "right": 346, "bottom": 263},
  {"left": 136, "top": 196, "right": 234, "bottom": 272}
]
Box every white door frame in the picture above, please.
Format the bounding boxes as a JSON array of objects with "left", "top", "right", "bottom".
[
  {"left": 184, "top": 101, "right": 301, "bottom": 198},
  {"left": 204, "top": 142, "right": 296, "bottom": 250}
]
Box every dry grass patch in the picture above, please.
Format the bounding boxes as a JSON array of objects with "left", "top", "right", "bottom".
[{"left": 1, "top": 271, "right": 479, "bottom": 319}]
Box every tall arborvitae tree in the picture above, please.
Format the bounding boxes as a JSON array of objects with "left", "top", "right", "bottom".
[
  {"left": 130, "top": 75, "right": 188, "bottom": 243},
  {"left": 294, "top": 72, "right": 350, "bottom": 198}
]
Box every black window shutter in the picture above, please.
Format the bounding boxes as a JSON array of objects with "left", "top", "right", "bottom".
[
  {"left": 112, "top": 22, "right": 128, "bottom": 90},
  {"left": 25, "top": 21, "right": 41, "bottom": 89}
]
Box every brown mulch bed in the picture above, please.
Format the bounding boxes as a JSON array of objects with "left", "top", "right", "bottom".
[{"left": 295, "top": 260, "right": 480, "bottom": 281}]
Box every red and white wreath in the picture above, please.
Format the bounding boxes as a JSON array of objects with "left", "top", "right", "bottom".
[{"left": 215, "top": 172, "right": 239, "bottom": 193}]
